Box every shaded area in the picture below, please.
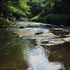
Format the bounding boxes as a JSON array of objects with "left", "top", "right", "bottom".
[
  {"left": 0, "top": 29, "right": 28, "bottom": 70},
  {"left": 48, "top": 49, "right": 70, "bottom": 70}
]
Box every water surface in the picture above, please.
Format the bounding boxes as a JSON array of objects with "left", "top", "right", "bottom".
[{"left": 0, "top": 22, "right": 70, "bottom": 70}]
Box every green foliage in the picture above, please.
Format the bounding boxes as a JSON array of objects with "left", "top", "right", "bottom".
[
  {"left": 8, "top": 5, "right": 26, "bottom": 16},
  {"left": 19, "top": 0, "right": 30, "bottom": 11},
  {"left": 0, "top": 0, "right": 70, "bottom": 25},
  {"left": 30, "top": 0, "right": 70, "bottom": 25},
  {"left": 7, "top": 0, "right": 30, "bottom": 16},
  {"left": 0, "top": 0, "right": 31, "bottom": 24}
]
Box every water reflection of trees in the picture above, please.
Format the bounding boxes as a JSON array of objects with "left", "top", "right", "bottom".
[
  {"left": 48, "top": 49, "right": 70, "bottom": 70},
  {"left": 0, "top": 29, "right": 28, "bottom": 70}
]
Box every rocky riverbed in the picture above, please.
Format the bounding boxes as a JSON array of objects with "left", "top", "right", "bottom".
[
  {"left": 15, "top": 21, "right": 70, "bottom": 70},
  {"left": 15, "top": 21, "right": 70, "bottom": 49}
]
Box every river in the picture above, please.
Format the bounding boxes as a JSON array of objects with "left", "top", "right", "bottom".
[{"left": 0, "top": 22, "right": 70, "bottom": 70}]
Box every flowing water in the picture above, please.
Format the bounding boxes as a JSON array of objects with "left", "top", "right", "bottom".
[{"left": 0, "top": 22, "right": 70, "bottom": 70}]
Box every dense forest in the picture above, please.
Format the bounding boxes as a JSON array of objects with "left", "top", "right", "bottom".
[{"left": 0, "top": 0, "right": 70, "bottom": 25}]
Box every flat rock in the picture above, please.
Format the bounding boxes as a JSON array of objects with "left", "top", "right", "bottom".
[
  {"left": 63, "top": 37, "right": 70, "bottom": 42},
  {"left": 41, "top": 38, "right": 65, "bottom": 47}
]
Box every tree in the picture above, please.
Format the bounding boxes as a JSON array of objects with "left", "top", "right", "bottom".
[{"left": 0, "top": 0, "right": 30, "bottom": 24}]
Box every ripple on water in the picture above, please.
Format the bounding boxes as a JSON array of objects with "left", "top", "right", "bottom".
[{"left": 24, "top": 45, "right": 65, "bottom": 70}]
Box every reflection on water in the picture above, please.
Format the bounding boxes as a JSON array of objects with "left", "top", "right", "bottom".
[
  {"left": 48, "top": 49, "right": 70, "bottom": 70},
  {"left": 0, "top": 29, "right": 28, "bottom": 70},
  {"left": 24, "top": 45, "right": 65, "bottom": 70}
]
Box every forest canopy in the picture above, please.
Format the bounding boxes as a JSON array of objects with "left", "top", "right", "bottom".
[{"left": 0, "top": 0, "right": 70, "bottom": 25}]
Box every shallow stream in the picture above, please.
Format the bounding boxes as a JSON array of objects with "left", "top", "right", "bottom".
[{"left": 0, "top": 22, "right": 70, "bottom": 70}]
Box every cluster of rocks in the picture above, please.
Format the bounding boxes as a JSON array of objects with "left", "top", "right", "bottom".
[{"left": 16, "top": 22, "right": 70, "bottom": 50}]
